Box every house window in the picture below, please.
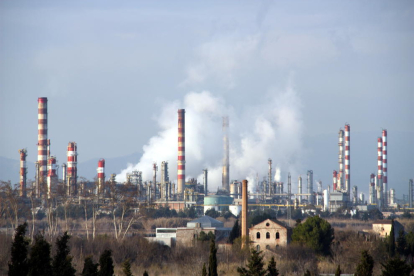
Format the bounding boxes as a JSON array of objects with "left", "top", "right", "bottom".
[
  {"left": 276, "top": 232, "right": 280, "bottom": 239},
  {"left": 256, "top": 232, "right": 261, "bottom": 239},
  {"left": 276, "top": 245, "right": 279, "bottom": 250},
  {"left": 266, "top": 222, "right": 270, "bottom": 227},
  {"left": 256, "top": 245, "right": 260, "bottom": 251},
  {"left": 266, "top": 232, "right": 270, "bottom": 239},
  {"left": 266, "top": 245, "right": 270, "bottom": 250}
]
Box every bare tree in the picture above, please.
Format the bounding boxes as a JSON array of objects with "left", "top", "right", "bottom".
[
  {"left": 109, "top": 182, "right": 140, "bottom": 240},
  {"left": 0, "top": 181, "right": 21, "bottom": 232}
]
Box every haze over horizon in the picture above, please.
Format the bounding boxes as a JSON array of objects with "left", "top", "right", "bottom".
[{"left": 1, "top": 1, "right": 413, "bottom": 197}]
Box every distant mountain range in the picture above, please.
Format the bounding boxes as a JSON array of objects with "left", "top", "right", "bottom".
[{"left": 0, "top": 151, "right": 142, "bottom": 184}]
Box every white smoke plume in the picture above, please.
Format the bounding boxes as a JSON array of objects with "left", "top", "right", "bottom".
[
  {"left": 274, "top": 167, "right": 281, "bottom": 182},
  {"left": 117, "top": 86, "right": 305, "bottom": 193}
]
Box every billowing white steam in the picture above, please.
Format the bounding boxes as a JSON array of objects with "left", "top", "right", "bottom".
[
  {"left": 117, "top": 87, "right": 304, "bottom": 193},
  {"left": 274, "top": 167, "right": 281, "bottom": 182}
]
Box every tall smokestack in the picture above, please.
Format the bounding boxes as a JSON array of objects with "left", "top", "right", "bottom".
[
  {"left": 47, "top": 156, "right": 57, "bottom": 199},
  {"left": 344, "top": 124, "right": 350, "bottom": 195},
  {"left": 241, "top": 179, "right": 248, "bottom": 249},
  {"left": 338, "top": 129, "right": 344, "bottom": 191},
  {"left": 333, "top": 170, "right": 338, "bottom": 191},
  {"left": 37, "top": 97, "right": 48, "bottom": 184},
  {"left": 268, "top": 159, "right": 272, "bottom": 196},
  {"left": 177, "top": 109, "right": 185, "bottom": 194},
  {"left": 67, "top": 142, "right": 78, "bottom": 196},
  {"left": 377, "top": 137, "right": 383, "bottom": 206},
  {"left": 97, "top": 159, "right": 105, "bottom": 194},
  {"left": 298, "top": 176, "right": 302, "bottom": 204},
  {"left": 18, "top": 149, "right": 27, "bottom": 197},
  {"left": 382, "top": 129, "right": 388, "bottom": 206},
  {"left": 222, "top": 116, "right": 230, "bottom": 192},
  {"left": 203, "top": 169, "right": 208, "bottom": 196}
]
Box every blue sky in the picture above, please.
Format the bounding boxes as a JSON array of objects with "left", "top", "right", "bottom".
[{"left": 1, "top": 1, "right": 413, "bottom": 196}]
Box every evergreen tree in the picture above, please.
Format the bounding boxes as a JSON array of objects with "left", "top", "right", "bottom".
[
  {"left": 28, "top": 233, "right": 52, "bottom": 276},
  {"left": 143, "top": 271, "right": 148, "bottom": 276},
  {"left": 389, "top": 220, "right": 395, "bottom": 257},
  {"left": 381, "top": 257, "right": 412, "bottom": 276},
  {"left": 229, "top": 220, "right": 240, "bottom": 244},
  {"left": 291, "top": 216, "right": 334, "bottom": 255},
  {"left": 81, "top": 256, "right": 98, "bottom": 276},
  {"left": 208, "top": 239, "right": 218, "bottom": 276},
  {"left": 122, "top": 259, "right": 133, "bottom": 276},
  {"left": 98, "top": 249, "right": 114, "bottom": 276},
  {"left": 335, "top": 265, "right": 341, "bottom": 276},
  {"left": 202, "top": 263, "right": 207, "bottom": 276},
  {"left": 266, "top": 257, "right": 279, "bottom": 276},
  {"left": 52, "top": 232, "right": 76, "bottom": 276},
  {"left": 8, "top": 223, "right": 29, "bottom": 276},
  {"left": 237, "top": 249, "right": 266, "bottom": 276},
  {"left": 396, "top": 229, "right": 406, "bottom": 256},
  {"left": 355, "top": 250, "right": 374, "bottom": 276}
]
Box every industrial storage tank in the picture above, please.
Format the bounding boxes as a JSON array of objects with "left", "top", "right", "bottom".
[
  {"left": 204, "top": 195, "right": 234, "bottom": 214},
  {"left": 230, "top": 183, "right": 238, "bottom": 198}
]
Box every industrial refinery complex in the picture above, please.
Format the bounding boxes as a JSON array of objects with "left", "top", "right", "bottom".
[{"left": 14, "top": 97, "right": 414, "bottom": 217}]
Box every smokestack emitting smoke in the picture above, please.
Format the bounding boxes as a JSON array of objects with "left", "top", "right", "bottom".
[
  {"left": 177, "top": 109, "right": 185, "bottom": 194},
  {"left": 37, "top": 97, "right": 48, "bottom": 182},
  {"left": 116, "top": 89, "right": 304, "bottom": 191},
  {"left": 19, "top": 149, "right": 27, "bottom": 197}
]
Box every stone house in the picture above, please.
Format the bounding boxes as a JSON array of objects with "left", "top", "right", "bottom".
[
  {"left": 249, "top": 219, "right": 292, "bottom": 251},
  {"left": 175, "top": 216, "right": 231, "bottom": 246},
  {"left": 372, "top": 220, "right": 404, "bottom": 238}
]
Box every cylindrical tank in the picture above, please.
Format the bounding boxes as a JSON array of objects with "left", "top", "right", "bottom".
[
  {"left": 390, "top": 189, "right": 396, "bottom": 205},
  {"left": 323, "top": 189, "right": 329, "bottom": 212},
  {"left": 359, "top": 193, "right": 365, "bottom": 204},
  {"left": 230, "top": 183, "right": 238, "bottom": 198}
]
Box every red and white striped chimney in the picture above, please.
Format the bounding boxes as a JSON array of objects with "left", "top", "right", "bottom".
[
  {"left": 47, "top": 156, "right": 57, "bottom": 198},
  {"left": 67, "top": 142, "right": 78, "bottom": 195},
  {"left": 333, "top": 170, "right": 337, "bottom": 191},
  {"left": 177, "top": 109, "right": 185, "bottom": 194},
  {"left": 377, "top": 137, "right": 383, "bottom": 206},
  {"left": 344, "top": 124, "right": 350, "bottom": 194},
  {"left": 382, "top": 129, "right": 388, "bottom": 205},
  {"left": 97, "top": 159, "right": 105, "bottom": 194},
  {"left": 37, "top": 97, "right": 48, "bottom": 182},
  {"left": 19, "top": 149, "right": 27, "bottom": 197},
  {"left": 338, "top": 129, "right": 344, "bottom": 191}
]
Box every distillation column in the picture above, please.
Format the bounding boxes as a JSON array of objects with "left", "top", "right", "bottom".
[
  {"left": 203, "top": 169, "right": 208, "bottom": 196},
  {"left": 298, "top": 176, "right": 302, "bottom": 204},
  {"left": 268, "top": 159, "right": 272, "bottom": 196},
  {"left": 307, "top": 170, "right": 313, "bottom": 204},
  {"left": 222, "top": 116, "right": 230, "bottom": 192}
]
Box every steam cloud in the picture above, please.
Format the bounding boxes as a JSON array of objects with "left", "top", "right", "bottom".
[{"left": 117, "top": 86, "right": 305, "bottom": 193}]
